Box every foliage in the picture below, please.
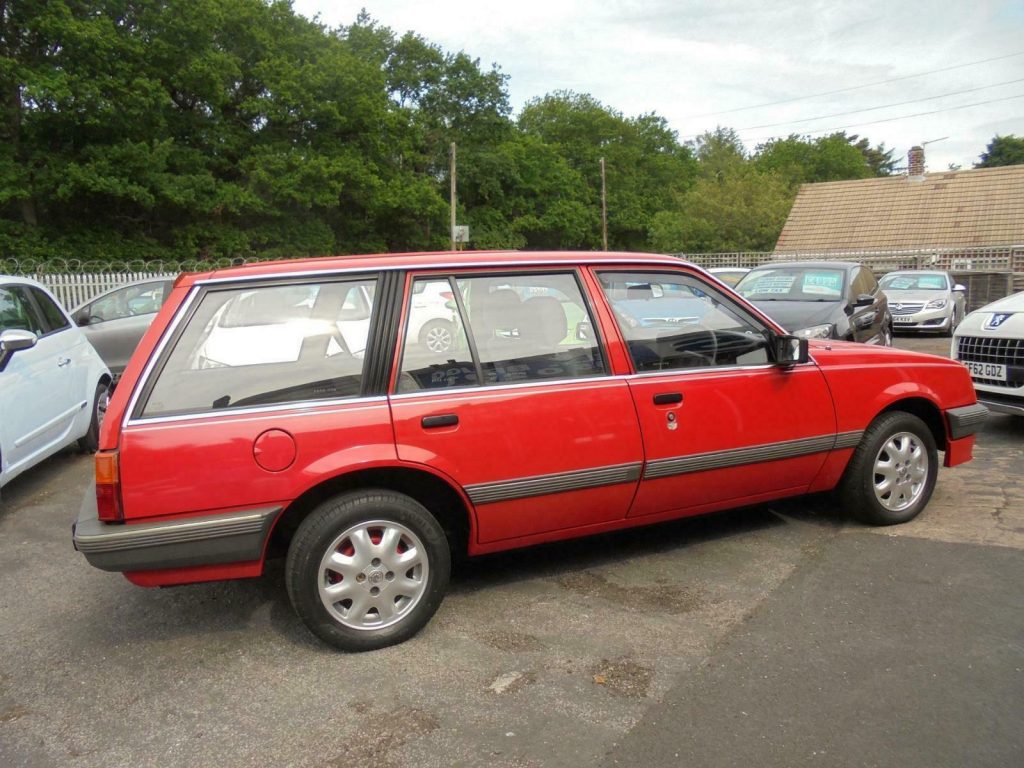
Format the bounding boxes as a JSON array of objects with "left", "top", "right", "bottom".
[
  {"left": 0, "top": 1, "right": 906, "bottom": 261},
  {"left": 975, "top": 135, "right": 1024, "bottom": 168}
]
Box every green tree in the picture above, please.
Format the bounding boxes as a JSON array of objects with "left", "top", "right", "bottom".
[
  {"left": 754, "top": 132, "right": 892, "bottom": 189},
  {"left": 976, "top": 134, "right": 1024, "bottom": 168}
]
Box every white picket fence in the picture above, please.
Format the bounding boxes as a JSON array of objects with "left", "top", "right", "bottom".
[{"left": 40, "top": 272, "right": 177, "bottom": 310}]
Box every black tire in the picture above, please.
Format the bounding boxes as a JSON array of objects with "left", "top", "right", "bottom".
[
  {"left": 839, "top": 411, "right": 938, "bottom": 526},
  {"left": 285, "top": 490, "right": 451, "bottom": 652},
  {"left": 78, "top": 380, "right": 110, "bottom": 453},
  {"left": 418, "top": 319, "right": 455, "bottom": 354}
]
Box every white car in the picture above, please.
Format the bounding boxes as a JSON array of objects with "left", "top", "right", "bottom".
[
  {"left": 1, "top": 276, "right": 111, "bottom": 490},
  {"left": 951, "top": 290, "right": 1024, "bottom": 416},
  {"left": 879, "top": 270, "right": 966, "bottom": 336}
]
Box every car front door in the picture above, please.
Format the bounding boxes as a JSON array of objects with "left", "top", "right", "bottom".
[
  {"left": 390, "top": 270, "right": 643, "bottom": 547},
  {"left": 78, "top": 280, "right": 173, "bottom": 374},
  {"left": 593, "top": 269, "right": 838, "bottom": 520},
  {"left": 0, "top": 284, "right": 78, "bottom": 479}
]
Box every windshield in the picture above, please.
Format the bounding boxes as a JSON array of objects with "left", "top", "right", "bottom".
[
  {"left": 879, "top": 273, "right": 949, "bottom": 291},
  {"left": 736, "top": 267, "right": 845, "bottom": 301}
]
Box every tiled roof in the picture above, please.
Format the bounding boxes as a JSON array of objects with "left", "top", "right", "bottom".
[{"left": 775, "top": 164, "right": 1024, "bottom": 252}]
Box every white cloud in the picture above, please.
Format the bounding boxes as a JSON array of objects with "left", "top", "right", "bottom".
[{"left": 292, "top": 0, "right": 1024, "bottom": 169}]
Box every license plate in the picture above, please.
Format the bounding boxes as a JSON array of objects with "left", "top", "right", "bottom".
[
  {"left": 965, "top": 361, "right": 1007, "bottom": 381},
  {"left": 893, "top": 316, "right": 916, "bottom": 324}
]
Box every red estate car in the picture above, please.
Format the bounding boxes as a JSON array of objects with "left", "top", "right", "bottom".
[{"left": 73, "top": 251, "right": 987, "bottom": 651}]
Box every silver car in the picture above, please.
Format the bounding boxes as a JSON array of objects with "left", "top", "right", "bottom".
[
  {"left": 72, "top": 278, "right": 174, "bottom": 378},
  {"left": 879, "top": 270, "right": 966, "bottom": 336}
]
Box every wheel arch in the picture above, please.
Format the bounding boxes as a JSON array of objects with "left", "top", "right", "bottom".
[
  {"left": 267, "top": 465, "right": 474, "bottom": 561},
  {"left": 878, "top": 396, "right": 947, "bottom": 448}
]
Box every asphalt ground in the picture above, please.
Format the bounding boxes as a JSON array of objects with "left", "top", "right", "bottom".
[{"left": 1, "top": 333, "right": 1022, "bottom": 768}]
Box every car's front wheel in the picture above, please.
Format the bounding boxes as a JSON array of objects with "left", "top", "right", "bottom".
[
  {"left": 839, "top": 411, "right": 938, "bottom": 525},
  {"left": 285, "top": 490, "right": 451, "bottom": 651}
]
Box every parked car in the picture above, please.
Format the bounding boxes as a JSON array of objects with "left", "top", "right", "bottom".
[
  {"left": 708, "top": 267, "right": 750, "bottom": 287},
  {"left": 1, "top": 276, "right": 111, "bottom": 491},
  {"left": 71, "top": 278, "right": 175, "bottom": 378},
  {"left": 951, "top": 290, "right": 1024, "bottom": 416},
  {"left": 73, "top": 252, "right": 984, "bottom": 651},
  {"left": 735, "top": 261, "right": 892, "bottom": 345},
  {"left": 879, "top": 270, "right": 966, "bottom": 336}
]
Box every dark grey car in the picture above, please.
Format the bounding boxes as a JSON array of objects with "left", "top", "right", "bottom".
[
  {"left": 735, "top": 261, "right": 892, "bottom": 345},
  {"left": 72, "top": 278, "right": 174, "bottom": 378}
]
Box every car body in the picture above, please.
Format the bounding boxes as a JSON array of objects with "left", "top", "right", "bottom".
[
  {"left": 72, "top": 278, "right": 175, "bottom": 378},
  {"left": 1, "top": 275, "right": 111, "bottom": 490},
  {"left": 951, "top": 290, "right": 1024, "bottom": 416},
  {"left": 735, "top": 261, "right": 892, "bottom": 345},
  {"left": 708, "top": 267, "right": 750, "bottom": 287},
  {"left": 879, "top": 270, "right": 966, "bottom": 336},
  {"left": 73, "top": 251, "right": 984, "bottom": 651}
]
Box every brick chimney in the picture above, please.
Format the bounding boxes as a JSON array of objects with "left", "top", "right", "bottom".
[{"left": 908, "top": 145, "right": 925, "bottom": 179}]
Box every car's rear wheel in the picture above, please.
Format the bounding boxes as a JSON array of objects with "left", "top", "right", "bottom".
[
  {"left": 285, "top": 490, "right": 451, "bottom": 651},
  {"left": 418, "top": 320, "right": 455, "bottom": 354},
  {"left": 78, "top": 380, "right": 111, "bottom": 453},
  {"left": 839, "top": 411, "right": 937, "bottom": 525}
]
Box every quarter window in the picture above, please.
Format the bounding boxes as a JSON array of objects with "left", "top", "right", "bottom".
[
  {"left": 398, "top": 272, "right": 605, "bottom": 392},
  {"left": 140, "top": 279, "right": 377, "bottom": 418},
  {"left": 599, "top": 271, "right": 771, "bottom": 371}
]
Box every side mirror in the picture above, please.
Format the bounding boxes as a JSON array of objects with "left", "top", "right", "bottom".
[
  {"left": 953, "top": 284, "right": 967, "bottom": 293},
  {"left": 855, "top": 293, "right": 875, "bottom": 307},
  {"left": 774, "top": 334, "right": 809, "bottom": 368},
  {"left": 0, "top": 329, "right": 38, "bottom": 372},
  {"left": 75, "top": 309, "right": 91, "bottom": 326},
  {"left": 575, "top": 320, "right": 592, "bottom": 341}
]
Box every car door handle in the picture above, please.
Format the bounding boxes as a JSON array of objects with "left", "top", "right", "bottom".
[
  {"left": 57, "top": 357, "right": 72, "bottom": 368},
  {"left": 421, "top": 414, "right": 459, "bottom": 429},
  {"left": 652, "top": 392, "right": 683, "bottom": 405}
]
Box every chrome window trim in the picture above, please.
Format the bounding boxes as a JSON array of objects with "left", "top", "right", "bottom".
[
  {"left": 389, "top": 373, "right": 622, "bottom": 401},
  {"left": 125, "top": 396, "right": 389, "bottom": 428},
  {"left": 195, "top": 257, "right": 690, "bottom": 286}
]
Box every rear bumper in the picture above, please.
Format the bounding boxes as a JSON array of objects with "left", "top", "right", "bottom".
[{"left": 72, "top": 487, "right": 280, "bottom": 572}]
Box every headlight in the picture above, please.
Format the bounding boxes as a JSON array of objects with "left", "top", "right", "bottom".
[
  {"left": 925, "top": 299, "right": 948, "bottom": 310},
  {"left": 793, "top": 323, "right": 835, "bottom": 339}
]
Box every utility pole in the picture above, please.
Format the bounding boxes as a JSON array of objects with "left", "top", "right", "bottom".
[
  {"left": 450, "top": 142, "right": 457, "bottom": 252},
  {"left": 600, "top": 157, "right": 608, "bottom": 251}
]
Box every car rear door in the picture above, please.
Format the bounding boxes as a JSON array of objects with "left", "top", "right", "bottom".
[
  {"left": 592, "top": 268, "right": 838, "bottom": 520},
  {"left": 389, "top": 269, "right": 643, "bottom": 547}
]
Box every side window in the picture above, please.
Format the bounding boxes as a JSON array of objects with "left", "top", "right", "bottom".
[
  {"left": 851, "top": 268, "right": 877, "bottom": 298},
  {"left": 397, "top": 272, "right": 606, "bottom": 392},
  {"left": 140, "top": 278, "right": 376, "bottom": 418},
  {"left": 88, "top": 281, "right": 169, "bottom": 323},
  {"left": 27, "top": 287, "right": 71, "bottom": 334},
  {"left": 599, "top": 271, "right": 771, "bottom": 372},
  {"left": 0, "top": 286, "right": 45, "bottom": 335}
]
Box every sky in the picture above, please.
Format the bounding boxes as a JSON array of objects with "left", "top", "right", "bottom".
[{"left": 291, "top": 1, "right": 1024, "bottom": 172}]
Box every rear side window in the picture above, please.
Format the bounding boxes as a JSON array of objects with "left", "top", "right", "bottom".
[
  {"left": 86, "top": 281, "right": 170, "bottom": 323},
  {"left": 397, "top": 272, "right": 605, "bottom": 392},
  {"left": 140, "top": 278, "right": 377, "bottom": 418}
]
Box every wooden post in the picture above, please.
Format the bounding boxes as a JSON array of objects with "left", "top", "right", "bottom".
[
  {"left": 450, "top": 142, "right": 457, "bottom": 252},
  {"left": 600, "top": 157, "right": 608, "bottom": 251}
]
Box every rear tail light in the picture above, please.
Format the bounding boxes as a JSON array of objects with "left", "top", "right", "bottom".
[{"left": 95, "top": 450, "right": 123, "bottom": 522}]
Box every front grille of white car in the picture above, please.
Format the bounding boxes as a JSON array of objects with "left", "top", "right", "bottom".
[
  {"left": 957, "top": 336, "right": 1024, "bottom": 387},
  {"left": 890, "top": 301, "right": 926, "bottom": 315}
]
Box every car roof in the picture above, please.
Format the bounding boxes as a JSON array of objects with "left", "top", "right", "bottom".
[
  {"left": 178, "top": 250, "right": 694, "bottom": 286},
  {"left": 749, "top": 261, "right": 860, "bottom": 271},
  {"left": 0, "top": 274, "right": 47, "bottom": 288}
]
